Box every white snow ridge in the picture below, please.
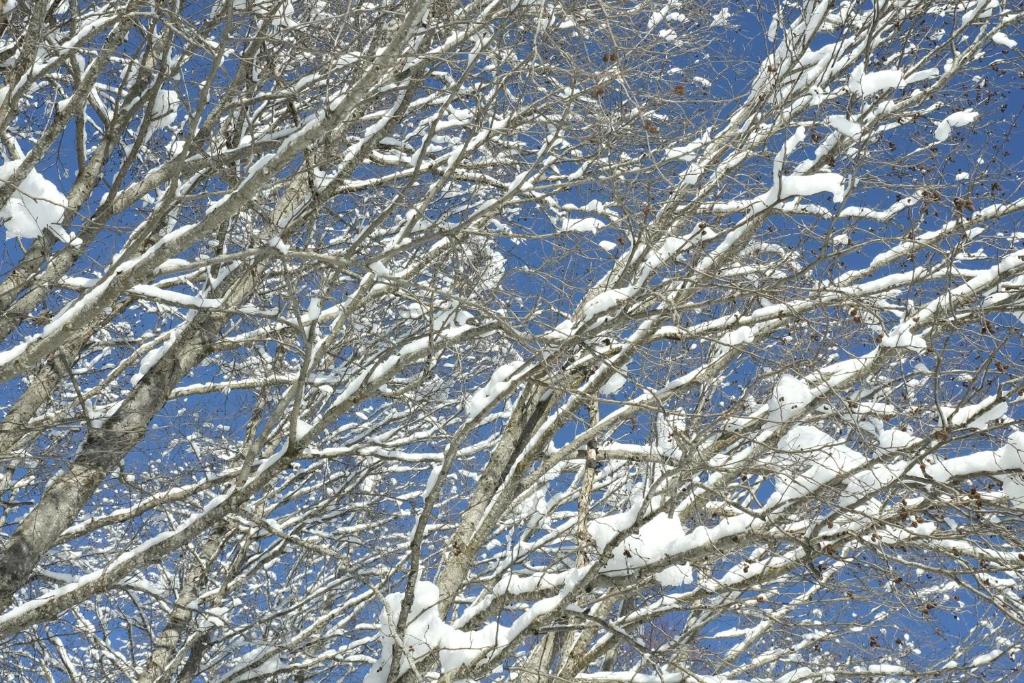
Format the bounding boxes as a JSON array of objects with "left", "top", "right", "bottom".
[{"left": 0, "top": 163, "right": 68, "bottom": 241}]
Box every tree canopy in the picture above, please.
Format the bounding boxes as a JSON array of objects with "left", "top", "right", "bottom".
[{"left": 0, "top": 0, "right": 1023, "bottom": 680}]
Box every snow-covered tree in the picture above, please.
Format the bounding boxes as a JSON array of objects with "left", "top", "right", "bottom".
[{"left": 1, "top": 0, "right": 1023, "bottom": 680}]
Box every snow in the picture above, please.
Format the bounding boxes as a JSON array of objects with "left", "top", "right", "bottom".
[
  {"left": 880, "top": 325, "right": 927, "bottom": 353},
  {"left": 849, "top": 66, "right": 904, "bottom": 97},
  {"left": 756, "top": 152, "right": 846, "bottom": 207},
  {"left": 598, "top": 239, "right": 618, "bottom": 252},
  {"left": 992, "top": 32, "right": 1017, "bottom": 48},
  {"left": 827, "top": 115, "right": 861, "bottom": 138},
  {"left": 364, "top": 580, "right": 569, "bottom": 682},
  {"left": 971, "top": 649, "right": 1004, "bottom": 667},
  {"left": 475, "top": 242, "right": 505, "bottom": 290},
  {"left": 665, "top": 139, "right": 703, "bottom": 161},
  {"left": 848, "top": 65, "right": 904, "bottom": 97},
  {"left": 818, "top": 356, "right": 870, "bottom": 384},
  {"left": 646, "top": 235, "right": 688, "bottom": 268},
  {"left": 766, "top": 374, "right": 814, "bottom": 425},
  {"left": 914, "top": 432, "right": 1024, "bottom": 501},
  {"left": 654, "top": 563, "right": 694, "bottom": 587},
  {"left": 587, "top": 490, "right": 643, "bottom": 550},
  {"left": 378, "top": 136, "right": 411, "bottom": 150},
  {"left": 593, "top": 506, "right": 766, "bottom": 579},
  {"left": 934, "top": 109, "right": 979, "bottom": 143},
  {"left": 306, "top": 296, "right": 321, "bottom": 320},
  {"left": 779, "top": 173, "right": 845, "bottom": 202},
  {"left": 648, "top": 7, "right": 687, "bottom": 29},
  {"left": 594, "top": 510, "right": 678, "bottom": 570},
  {"left": 843, "top": 462, "right": 900, "bottom": 505},
  {"left": 717, "top": 325, "right": 753, "bottom": 349},
  {"left": 961, "top": 0, "right": 998, "bottom": 26},
  {"left": 515, "top": 489, "right": 549, "bottom": 528},
  {"left": 941, "top": 396, "right": 1008, "bottom": 430},
  {"left": 866, "top": 664, "right": 907, "bottom": 675},
  {"left": 267, "top": 235, "right": 289, "bottom": 254},
  {"left": 0, "top": 163, "right": 68, "bottom": 240},
  {"left": 492, "top": 569, "right": 567, "bottom": 598},
  {"left": 765, "top": 425, "right": 866, "bottom": 507},
  {"left": 599, "top": 369, "right": 627, "bottom": 395},
  {"left": 131, "top": 331, "right": 178, "bottom": 386},
  {"left": 295, "top": 419, "right": 313, "bottom": 440},
  {"left": 560, "top": 216, "right": 605, "bottom": 234},
  {"left": 399, "top": 302, "right": 424, "bottom": 320},
  {"left": 131, "top": 284, "right": 222, "bottom": 309},
  {"left": 995, "top": 432, "right": 1024, "bottom": 507},
  {"left": 581, "top": 286, "right": 636, "bottom": 323},
  {"left": 465, "top": 362, "right": 523, "bottom": 419},
  {"left": 841, "top": 196, "right": 917, "bottom": 222},
  {"left": 151, "top": 89, "right": 180, "bottom": 131},
  {"left": 904, "top": 68, "right": 940, "bottom": 86},
  {"left": 876, "top": 427, "right": 920, "bottom": 451}
]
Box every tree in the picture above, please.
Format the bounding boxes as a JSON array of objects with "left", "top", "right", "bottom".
[{"left": 0, "top": 0, "right": 1022, "bottom": 679}]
